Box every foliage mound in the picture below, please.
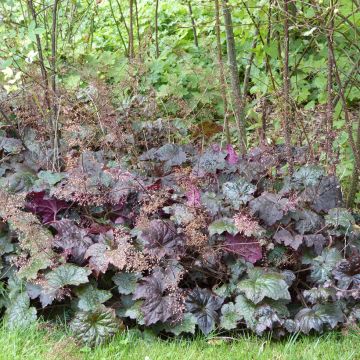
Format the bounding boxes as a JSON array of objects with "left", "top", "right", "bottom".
[{"left": 0, "top": 131, "right": 359, "bottom": 347}]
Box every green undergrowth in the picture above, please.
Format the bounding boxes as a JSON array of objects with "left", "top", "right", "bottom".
[{"left": 0, "top": 322, "right": 359, "bottom": 360}]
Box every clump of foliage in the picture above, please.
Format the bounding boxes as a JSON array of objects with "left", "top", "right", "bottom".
[{"left": 0, "top": 129, "right": 359, "bottom": 346}]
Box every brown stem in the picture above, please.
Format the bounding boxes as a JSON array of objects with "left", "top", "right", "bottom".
[
  {"left": 115, "top": 0, "right": 129, "bottom": 37},
  {"left": 332, "top": 59, "right": 360, "bottom": 108},
  {"left": 51, "top": 0, "right": 59, "bottom": 108},
  {"left": 0, "top": 105, "right": 11, "bottom": 124},
  {"left": 109, "top": 0, "right": 128, "bottom": 56},
  {"left": 242, "top": 29, "right": 258, "bottom": 99},
  {"left": 155, "top": 0, "right": 160, "bottom": 58},
  {"left": 325, "top": 2, "right": 334, "bottom": 172},
  {"left": 214, "top": 0, "right": 230, "bottom": 144},
  {"left": 129, "top": 0, "right": 135, "bottom": 59},
  {"left": 51, "top": 0, "right": 60, "bottom": 170},
  {"left": 134, "top": 0, "right": 141, "bottom": 59},
  {"left": 330, "top": 41, "right": 360, "bottom": 173},
  {"left": 260, "top": 98, "right": 268, "bottom": 145},
  {"left": 222, "top": 0, "right": 247, "bottom": 153},
  {"left": 241, "top": 0, "right": 277, "bottom": 90},
  {"left": 27, "top": 0, "right": 51, "bottom": 111},
  {"left": 347, "top": 114, "right": 360, "bottom": 208},
  {"left": 283, "top": 0, "right": 293, "bottom": 174},
  {"left": 187, "top": 0, "right": 199, "bottom": 48}
]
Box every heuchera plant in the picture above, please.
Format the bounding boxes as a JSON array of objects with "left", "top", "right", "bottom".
[{"left": 0, "top": 136, "right": 359, "bottom": 347}]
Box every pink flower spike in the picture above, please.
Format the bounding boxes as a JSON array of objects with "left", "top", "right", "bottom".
[{"left": 186, "top": 185, "right": 201, "bottom": 207}]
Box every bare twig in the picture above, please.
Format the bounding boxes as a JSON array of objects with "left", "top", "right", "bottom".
[
  {"left": 222, "top": 0, "right": 247, "bottom": 153},
  {"left": 214, "top": 0, "right": 230, "bottom": 144},
  {"left": 283, "top": 0, "right": 293, "bottom": 174}
]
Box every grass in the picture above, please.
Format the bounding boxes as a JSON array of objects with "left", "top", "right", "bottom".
[{"left": 0, "top": 323, "right": 359, "bottom": 360}]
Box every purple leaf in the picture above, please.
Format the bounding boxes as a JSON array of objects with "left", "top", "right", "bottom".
[
  {"left": 185, "top": 287, "right": 223, "bottom": 335},
  {"left": 133, "top": 266, "right": 183, "bottom": 325},
  {"left": 142, "top": 220, "right": 184, "bottom": 259},
  {"left": 303, "top": 234, "right": 326, "bottom": 255},
  {"left": 274, "top": 229, "right": 303, "bottom": 250},
  {"left": 26, "top": 191, "right": 69, "bottom": 224},
  {"left": 226, "top": 144, "right": 239, "bottom": 165},
  {"left": 51, "top": 220, "right": 94, "bottom": 264},
  {"left": 249, "top": 193, "right": 286, "bottom": 226},
  {"left": 225, "top": 234, "right": 262, "bottom": 263}
]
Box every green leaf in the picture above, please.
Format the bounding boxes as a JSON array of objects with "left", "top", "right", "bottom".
[
  {"left": 220, "top": 302, "right": 243, "bottom": 330},
  {"left": 213, "top": 283, "right": 237, "bottom": 298},
  {"left": 293, "top": 166, "right": 324, "bottom": 187},
  {"left": 237, "top": 268, "right": 291, "bottom": 304},
  {"left": 123, "top": 300, "right": 145, "bottom": 325},
  {"left": 5, "top": 292, "right": 37, "bottom": 329},
  {"left": 325, "top": 208, "right": 355, "bottom": 234},
  {"left": 264, "top": 43, "right": 278, "bottom": 59},
  {"left": 163, "top": 204, "right": 194, "bottom": 225},
  {"left": 0, "top": 231, "right": 14, "bottom": 255},
  {"left": 46, "top": 264, "right": 91, "bottom": 290},
  {"left": 162, "top": 313, "right": 197, "bottom": 335},
  {"left": 308, "top": 248, "right": 342, "bottom": 284},
  {"left": 35, "top": 171, "right": 66, "bottom": 187},
  {"left": 112, "top": 272, "right": 140, "bottom": 295},
  {"left": 74, "top": 284, "right": 112, "bottom": 312},
  {"left": 209, "top": 218, "right": 238, "bottom": 236},
  {"left": 234, "top": 294, "right": 256, "bottom": 328},
  {"left": 17, "top": 253, "right": 52, "bottom": 280},
  {"left": 304, "top": 7, "right": 315, "bottom": 18},
  {"left": 70, "top": 306, "right": 120, "bottom": 347},
  {"left": 303, "top": 287, "right": 336, "bottom": 304},
  {"left": 222, "top": 179, "right": 256, "bottom": 209}
]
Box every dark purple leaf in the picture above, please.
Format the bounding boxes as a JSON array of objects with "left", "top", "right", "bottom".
[
  {"left": 133, "top": 266, "right": 183, "bottom": 325},
  {"left": 333, "top": 255, "right": 360, "bottom": 294},
  {"left": 26, "top": 191, "right": 69, "bottom": 224},
  {"left": 185, "top": 287, "right": 223, "bottom": 335},
  {"left": 51, "top": 220, "right": 94, "bottom": 264},
  {"left": 249, "top": 193, "right": 286, "bottom": 226},
  {"left": 139, "top": 144, "right": 187, "bottom": 173},
  {"left": 293, "top": 210, "right": 323, "bottom": 235},
  {"left": 142, "top": 220, "right": 184, "bottom": 259},
  {"left": 224, "top": 234, "right": 262, "bottom": 263},
  {"left": 301, "top": 176, "right": 343, "bottom": 213},
  {"left": 273, "top": 229, "right": 303, "bottom": 250},
  {"left": 303, "top": 234, "right": 326, "bottom": 255}
]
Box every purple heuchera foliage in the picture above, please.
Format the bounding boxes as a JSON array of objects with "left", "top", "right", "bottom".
[
  {"left": 226, "top": 144, "right": 239, "bottom": 165},
  {"left": 25, "top": 191, "right": 69, "bottom": 224},
  {"left": 1, "top": 135, "right": 357, "bottom": 339},
  {"left": 225, "top": 233, "right": 262, "bottom": 263},
  {"left": 142, "top": 220, "right": 184, "bottom": 259}
]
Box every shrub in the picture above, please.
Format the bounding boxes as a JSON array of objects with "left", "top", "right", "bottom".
[{"left": 0, "top": 136, "right": 359, "bottom": 346}]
